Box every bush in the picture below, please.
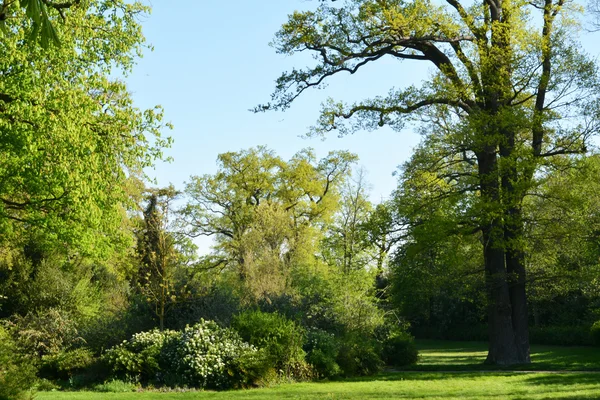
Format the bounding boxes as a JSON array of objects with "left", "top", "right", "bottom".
[
  {"left": 336, "top": 335, "right": 383, "bottom": 377},
  {"left": 40, "top": 348, "right": 96, "bottom": 381},
  {"left": 163, "top": 320, "right": 268, "bottom": 389},
  {"left": 382, "top": 332, "right": 418, "bottom": 367},
  {"left": 103, "top": 320, "right": 270, "bottom": 389},
  {"left": 304, "top": 329, "right": 341, "bottom": 379},
  {"left": 0, "top": 326, "right": 37, "bottom": 400},
  {"left": 590, "top": 322, "right": 600, "bottom": 346},
  {"left": 93, "top": 380, "right": 138, "bottom": 393},
  {"left": 5, "top": 308, "right": 83, "bottom": 358},
  {"left": 103, "top": 329, "right": 179, "bottom": 384},
  {"left": 232, "top": 310, "right": 307, "bottom": 378}
]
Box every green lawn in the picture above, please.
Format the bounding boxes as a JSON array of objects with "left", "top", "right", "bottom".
[
  {"left": 409, "top": 340, "right": 600, "bottom": 371},
  {"left": 37, "top": 341, "right": 600, "bottom": 400}
]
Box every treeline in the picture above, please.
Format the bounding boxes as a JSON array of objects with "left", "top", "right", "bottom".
[{"left": 0, "top": 146, "right": 417, "bottom": 396}]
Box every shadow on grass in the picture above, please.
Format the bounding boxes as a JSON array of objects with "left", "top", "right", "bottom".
[
  {"left": 323, "top": 371, "right": 519, "bottom": 383},
  {"left": 406, "top": 340, "right": 600, "bottom": 372},
  {"left": 524, "top": 373, "right": 600, "bottom": 386}
]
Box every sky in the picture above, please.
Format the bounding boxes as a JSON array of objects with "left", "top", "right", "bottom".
[
  {"left": 125, "top": 0, "right": 427, "bottom": 203},
  {"left": 124, "top": 1, "right": 600, "bottom": 253}
]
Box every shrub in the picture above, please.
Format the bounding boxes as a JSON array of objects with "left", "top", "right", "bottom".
[
  {"left": 6, "top": 308, "right": 83, "bottom": 358},
  {"left": 0, "top": 326, "right": 37, "bottom": 400},
  {"left": 164, "top": 320, "right": 271, "bottom": 389},
  {"left": 103, "top": 320, "right": 269, "bottom": 389},
  {"left": 232, "top": 310, "right": 307, "bottom": 378},
  {"left": 40, "top": 348, "right": 96, "bottom": 381},
  {"left": 93, "top": 380, "right": 138, "bottom": 393},
  {"left": 382, "top": 332, "right": 418, "bottom": 367},
  {"left": 304, "top": 329, "right": 341, "bottom": 379},
  {"left": 590, "top": 321, "right": 600, "bottom": 346},
  {"left": 103, "top": 329, "right": 179, "bottom": 384},
  {"left": 336, "top": 335, "right": 383, "bottom": 377}
]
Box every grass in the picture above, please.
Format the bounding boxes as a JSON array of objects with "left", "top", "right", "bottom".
[
  {"left": 36, "top": 340, "right": 600, "bottom": 400},
  {"left": 407, "top": 340, "right": 600, "bottom": 371}
]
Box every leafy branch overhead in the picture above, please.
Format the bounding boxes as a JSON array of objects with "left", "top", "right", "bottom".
[{"left": 0, "top": 0, "right": 149, "bottom": 48}]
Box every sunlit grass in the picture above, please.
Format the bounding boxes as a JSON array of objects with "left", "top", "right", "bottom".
[
  {"left": 408, "top": 340, "right": 600, "bottom": 371},
  {"left": 37, "top": 373, "right": 600, "bottom": 400},
  {"left": 36, "top": 341, "right": 600, "bottom": 399}
]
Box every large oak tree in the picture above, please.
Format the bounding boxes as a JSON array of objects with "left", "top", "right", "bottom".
[{"left": 259, "top": 0, "right": 600, "bottom": 364}]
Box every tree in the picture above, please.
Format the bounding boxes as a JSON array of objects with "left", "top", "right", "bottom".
[
  {"left": 321, "top": 168, "right": 374, "bottom": 274},
  {"left": 180, "top": 147, "right": 357, "bottom": 302},
  {"left": 0, "top": 0, "right": 143, "bottom": 48},
  {"left": 260, "top": 0, "right": 600, "bottom": 364},
  {"left": 136, "top": 186, "right": 187, "bottom": 331},
  {"left": 0, "top": 0, "right": 170, "bottom": 258}
]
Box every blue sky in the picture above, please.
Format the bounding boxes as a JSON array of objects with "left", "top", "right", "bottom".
[
  {"left": 125, "top": 0, "right": 426, "bottom": 203},
  {"left": 124, "top": 1, "right": 600, "bottom": 255}
]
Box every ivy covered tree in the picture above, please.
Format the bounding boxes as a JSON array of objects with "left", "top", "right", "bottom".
[{"left": 260, "top": 0, "right": 600, "bottom": 364}]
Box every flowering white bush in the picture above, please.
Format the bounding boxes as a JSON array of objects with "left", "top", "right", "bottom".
[
  {"left": 103, "top": 320, "right": 268, "bottom": 389},
  {"left": 103, "top": 328, "right": 180, "bottom": 383},
  {"left": 164, "top": 319, "right": 262, "bottom": 388}
]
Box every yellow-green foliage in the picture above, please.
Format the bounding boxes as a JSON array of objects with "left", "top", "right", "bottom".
[{"left": 0, "top": 326, "right": 36, "bottom": 400}]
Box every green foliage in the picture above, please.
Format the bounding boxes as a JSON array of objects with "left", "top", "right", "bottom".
[
  {"left": 0, "top": 0, "right": 171, "bottom": 260},
  {"left": 40, "top": 348, "right": 95, "bottom": 381},
  {"left": 529, "top": 326, "right": 592, "bottom": 347},
  {"left": 92, "top": 380, "right": 138, "bottom": 393},
  {"left": 0, "top": 326, "right": 36, "bottom": 400},
  {"left": 304, "top": 329, "right": 341, "bottom": 379},
  {"left": 293, "top": 265, "right": 385, "bottom": 337},
  {"left": 232, "top": 310, "right": 307, "bottom": 378},
  {"left": 181, "top": 147, "right": 357, "bottom": 303},
  {"left": 382, "top": 333, "right": 418, "bottom": 367},
  {"left": 5, "top": 308, "right": 83, "bottom": 358},
  {"left": 165, "top": 283, "right": 241, "bottom": 330},
  {"left": 103, "top": 329, "right": 178, "bottom": 384},
  {"left": 103, "top": 320, "right": 268, "bottom": 389},
  {"left": 336, "top": 334, "right": 383, "bottom": 377},
  {"left": 590, "top": 322, "right": 600, "bottom": 346}
]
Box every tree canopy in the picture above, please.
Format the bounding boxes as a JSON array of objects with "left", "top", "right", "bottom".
[
  {"left": 0, "top": 0, "right": 170, "bottom": 258},
  {"left": 261, "top": 0, "right": 600, "bottom": 364}
]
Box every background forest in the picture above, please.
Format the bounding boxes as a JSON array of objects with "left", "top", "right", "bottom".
[{"left": 2, "top": 0, "right": 600, "bottom": 398}]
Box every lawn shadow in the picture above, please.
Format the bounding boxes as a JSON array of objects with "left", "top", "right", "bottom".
[
  {"left": 524, "top": 373, "right": 600, "bottom": 387},
  {"left": 323, "top": 371, "right": 519, "bottom": 383}
]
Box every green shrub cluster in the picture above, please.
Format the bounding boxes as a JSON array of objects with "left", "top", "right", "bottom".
[
  {"left": 232, "top": 310, "right": 308, "bottom": 378},
  {"left": 103, "top": 320, "right": 268, "bottom": 389},
  {"left": 530, "top": 326, "right": 593, "bottom": 346},
  {"left": 40, "top": 348, "right": 96, "bottom": 381},
  {"left": 382, "top": 332, "right": 419, "bottom": 367},
  {"left": 304, "top": 329, "right": 341, "bottom": 378},
  {"left": 0, "top": 326, "right": 37, "bottom": 400}
]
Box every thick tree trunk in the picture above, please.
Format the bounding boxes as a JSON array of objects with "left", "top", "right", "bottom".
[
  {"left": 478, "top": 150, "right": 528, "bottom": 365},
  {"left": 500, "top": 134, "right": 531, "bottom": 364},
  {"left": 482, "top": 226, "right": 521, "bottom": 365},
  {"left": 504, "top": 207, "right": 531, "bottom": 363}
]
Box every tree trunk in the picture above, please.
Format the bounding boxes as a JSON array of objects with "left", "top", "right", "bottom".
[
  {"left": 478, "top": 150, "right": 526, "bottom": 365},
  {"left": 483, "top": 225, "right": 521, "bottom": 365},
  {"left": 500, "top": 135, "right": 531, "bottom": 364},
  {"left": 504, "top": 207, "right": 531, "bottom": 363}
]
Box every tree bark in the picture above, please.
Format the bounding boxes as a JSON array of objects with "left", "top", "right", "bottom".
[{"left": 478, "top": 150, "right": 526, "bottom": 365}]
